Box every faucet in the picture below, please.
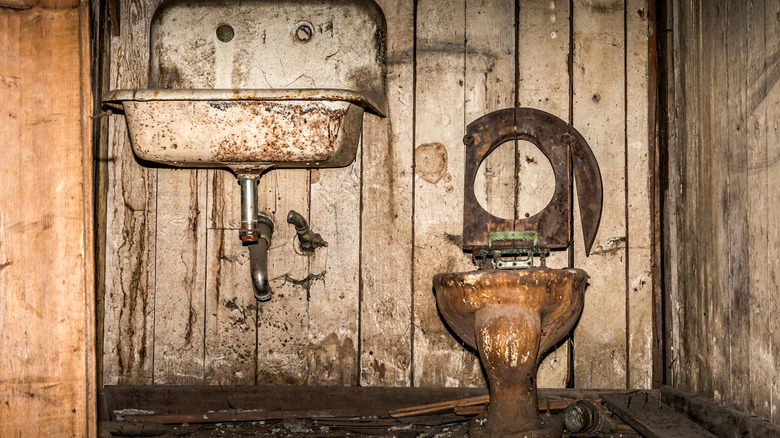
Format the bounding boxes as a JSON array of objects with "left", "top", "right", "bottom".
[{"left": 287, "top": 210, "right": 327, "bottom": 252}]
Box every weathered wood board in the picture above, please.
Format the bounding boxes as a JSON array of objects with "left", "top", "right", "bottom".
[
  {"left": 663, "top": 0, "right": 780, "bottom": 425},
  {"left": 572, "top": 0, "right": 628, "bottom": 389},
  {"left": 766, "top": 0, "right": 780, "bottom": 422},
  {"left": 626, "top": 0, "right": 654, "bottom": 390},
  {"left": 412, "top": 0, "right": 484, "bottom": 387},
  {"left": 101, "top": 0, "right": 655, "bottom": 395},
  {"left": 153, "top": 169, "right": 207, "bottom": 384},
  {"left": 104, "top": 0, "right": 161, "bottom": 386},
  {"left": 515, "top": 0, "right": 573, "bottom": 388},
  {"left": 0, "top": 1, "right": 96, "bottom": 435},
  {"left": 359, "top": 0, "right": 415, "bottom": 387}
]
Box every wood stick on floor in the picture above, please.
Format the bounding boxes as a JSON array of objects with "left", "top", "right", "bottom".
[{"left": 389, "top": 395, "right": 594, "bottom": 418}]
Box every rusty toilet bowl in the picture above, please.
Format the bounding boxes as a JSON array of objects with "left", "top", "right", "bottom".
[{"left": 434, "top": 267, "right": 588, "bottom": 437}]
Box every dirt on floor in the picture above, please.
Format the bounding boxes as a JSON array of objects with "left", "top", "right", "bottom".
[{"left": 100, "top": 416, "right": 641, "bottom": 438}]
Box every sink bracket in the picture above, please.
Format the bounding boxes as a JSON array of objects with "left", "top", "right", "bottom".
[{"left": 475, "top": 231, "right": 549, "bottom": 270}]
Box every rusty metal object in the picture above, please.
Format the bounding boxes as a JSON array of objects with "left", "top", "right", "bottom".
[
  {"left": 462, "top": 107, "right": 602, "bottom": 255},
  {"left": 433, "top": 267, "right": 588, "bottom": 437},
  {"left": 563, "top": 399, "right": 614, "bottom": 433},
  {"left": 102, "top": 93, "right": 365, "bottom": 174},
  {"left": 287, "top": 210, "right": 328, "bottom": 252}
]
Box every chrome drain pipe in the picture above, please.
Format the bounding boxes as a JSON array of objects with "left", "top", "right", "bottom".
[
  {"left": 249, "top": 215, "right": 274, "bottom": 301},
  {"left": 237, "top": 174, "right": 274, "bottom": 301}
]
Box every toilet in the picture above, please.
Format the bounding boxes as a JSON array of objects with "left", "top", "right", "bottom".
[{"left": 433, "top": 107, "right": 603, "bottom": 437}]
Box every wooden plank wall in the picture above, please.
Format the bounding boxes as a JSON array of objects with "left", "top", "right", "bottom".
[
  {"left": 663, "top": 0, "right": 780, "bottom": 424},
  {"left": 0, "top": 0, "right": 96, "bottom": 435},
  {"left": 103, "top": 0, "right": 654, "bottom": 390}
]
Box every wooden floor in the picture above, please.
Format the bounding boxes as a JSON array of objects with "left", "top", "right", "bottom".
[
  {"left": 103, "top": 385, "right": 780, "bottom": 437},
  {"left": 101, "top": 386, "right": 644, "bottom": 437}
]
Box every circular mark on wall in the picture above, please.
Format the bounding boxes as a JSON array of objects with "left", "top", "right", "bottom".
[{"left": 415, "top": 142, "right": 448, "bottom": 184}]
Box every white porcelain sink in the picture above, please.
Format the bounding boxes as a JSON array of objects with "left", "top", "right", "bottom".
[{"left": 103, "top": 89, "right": 373, "bottom": 173}]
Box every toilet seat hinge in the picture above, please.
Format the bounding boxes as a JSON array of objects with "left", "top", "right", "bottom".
[{"left": 475, "top": 230, "right": 549, "bottom": 270}]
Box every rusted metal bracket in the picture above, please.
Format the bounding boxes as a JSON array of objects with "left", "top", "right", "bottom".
[
  {"left": 475, "top": 231, "right": 550, "bottom": 270},
  {"left": 462, "top": 107, "right": 603, "bottom": 256}
]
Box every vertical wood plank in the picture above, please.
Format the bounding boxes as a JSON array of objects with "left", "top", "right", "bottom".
[
  {"left": 572, "top": 0, "right": 627, "bottom": 389},
  {"left": 746, "top": 0, "right": 771, "bottom": 419},
  {"left": 662, "top": 0, "right": 680, "bottom": 390},
  {"left": 0, "top": 4, "right": 94, "bottom": 435},
  {"left": 204, "top": 171, "right": 257, "bottom": 385},
  {"left": 103, "top": 0, "right": 160, "bottom": 385},
  {"left": 515, "top": 0, "right": 572, "bottom": 388},
  {"left": 153, "top": 169, "right": 207, "bottom": 384},
  {"left": 626, "top": 0, "right": 653, "bottom": 390},
  {"left": 470, "top": 0, "right": 516, "bottom": 223},
  {"left": 414, "top": 0, "right": 484, "bottom": 387},
  {"left": 307, "top": 159, "right": 361, "bottom": 385},
  {"left": 686, "top": 0, "right": 704, "bottom": 395},
  {"left": 693, "top": 0, "right": 714, "bottom": 399},
  {"left": 204, "top": 227, "right": 257, "bottom": 385},
  {"left": 726, "top": 0, "right": 750, "bottom": 411},
  {"left": 359, "top": 0, "right": 415, "bottom": 387},
  {"left": 670, "top": 0, "right": 691, "bottom": 394},
  {"left": 705, "top": 0, "right": 732, "bottom": 405},
  {"left": 255, "top": 170, "right": 311, "bottom": 385},
  {"left": 765, "top": 0, "right": 780, "bottom": 422}
]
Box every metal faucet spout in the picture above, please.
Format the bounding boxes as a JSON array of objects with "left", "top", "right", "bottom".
[{"left": 249, "top": 214, "right": 274, "bottom": 301}]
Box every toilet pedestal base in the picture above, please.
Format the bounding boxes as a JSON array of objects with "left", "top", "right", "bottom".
[{"left": 472, "top": 305, "right": 561, "bottom": 438}]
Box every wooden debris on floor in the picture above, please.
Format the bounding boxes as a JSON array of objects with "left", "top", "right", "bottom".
[
  {"left": 101, "top": 386, "right": 649, "bottom": 437},
  {"left": 660, "top": 386, "right": 780, "bottom": 438},
  {"left": 602, "top": 393, "right": 716, "bottom": 438}
]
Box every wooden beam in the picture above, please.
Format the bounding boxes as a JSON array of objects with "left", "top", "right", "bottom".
[
  {"left": 603, "top": 393, "right": 717, "bottom": 438},
  {"left": 661, "top": 386, "right": 780, "bottom": 438},
  {"left": 0, "top": 0, "right": 78, "bottom": 9},
  {"left": 0, "top": 2, "right": 95, "bottom": 436}
]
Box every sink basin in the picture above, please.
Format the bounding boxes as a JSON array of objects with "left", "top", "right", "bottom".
[{"left": 102, "top": 89, "right": 370, "bottom": 173}]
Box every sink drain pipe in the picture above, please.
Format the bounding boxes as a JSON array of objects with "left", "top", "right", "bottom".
[
  {"left": 237, "top": 174, "right": 274, "bottom": 301},
  {"left": 249, "top": 215, "right": 274, "bottom": 301}
]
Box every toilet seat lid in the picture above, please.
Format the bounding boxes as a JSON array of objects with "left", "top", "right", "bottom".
[{"left": 462, "top": 107, "right": 602, "bottom": 255}]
